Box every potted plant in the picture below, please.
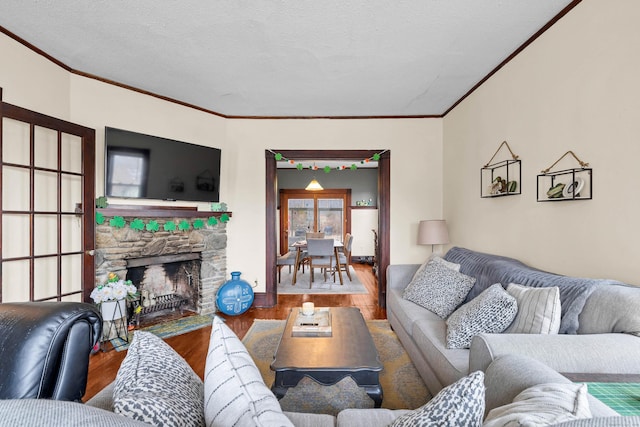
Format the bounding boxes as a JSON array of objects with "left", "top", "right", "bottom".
[{"left": 91, "top": 272, "right": 138, "bottom": 321}]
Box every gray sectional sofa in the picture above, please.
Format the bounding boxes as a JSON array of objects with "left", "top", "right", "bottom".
[{"left": 387, "top": 246, "right": 640, "bottom": 397}]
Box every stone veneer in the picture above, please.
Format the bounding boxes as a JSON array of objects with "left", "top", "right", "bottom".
[{"left": 94, "top": 217, "right": 227, "bottom": 315}]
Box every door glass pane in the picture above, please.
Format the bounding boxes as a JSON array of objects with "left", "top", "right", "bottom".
[
  {"left": 34, "top": 256, "right": 58, "bottom": 300},
  {"left": 2, "top": 118, "right": 30, "bottom": 165},
  {"left": 318, "top": 198, "right": 343, "bottom": 241},
  {"left": 34, "top": 170, "right": 58, "bottom": 211},
  {"left": 61, "top": 215, "right": 81, "bottom": 253},
  {"left": 2, "top": 260, "right": 30, "bottom": 302},
  {"left": 61, "top": 254, "right": 81, "bottom": 295},
  {"left": 61, "top": 133, "right": 82, "bottom": 173},
  {"left": 61, "top": 173, "right": 82, "bottom": 212},
  {"left": 3, "top": 166, "right": 30, "bottom": 211},
  {"left": 34, "top": 126, "right": 58, "bottom": 169},
  {"left": 2, "top": 214, "right": 30, "bottom": 258},
  {"left": 288, "top": 198, "right": 314, "bottom": 247},
  {"left": 34, "top": 214, "right": 58, "bottom": 256}
]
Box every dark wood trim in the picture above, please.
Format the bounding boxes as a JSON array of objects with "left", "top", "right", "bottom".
[
  {"left": 443, "top": 0, "right": 583, "bottom": 116},
  {"left": 351, "top": 205, "right": 377, "bottom": 210},
  {"left": 261, "top": 149, "right": 389, "bottom": 308},
  {"left": 98, "top": 206, "right": 232, "bottom": 218},
  {"left": 263, "top": 151, "right": 278, "bottom": 307}
]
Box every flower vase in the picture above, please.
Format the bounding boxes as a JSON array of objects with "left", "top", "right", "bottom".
[{"left": 100, "top": 298, "right": 127, "bottom": 321}]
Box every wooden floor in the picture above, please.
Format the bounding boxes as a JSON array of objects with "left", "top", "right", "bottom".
[{"left": 84, "top": 263, "right": 386, "bottom": 401}]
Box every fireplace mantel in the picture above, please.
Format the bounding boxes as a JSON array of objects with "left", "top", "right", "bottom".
[{"left": 98, "top": 204, "right": 232, "bottom": 218}]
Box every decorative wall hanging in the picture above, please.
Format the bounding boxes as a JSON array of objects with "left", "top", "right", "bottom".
[
  {"left": 481, "top": 141, "right": 521, "bottom": 198},
  {"left": 537, "top": 151, "right": 592, "bottom": 202},
  {"left": 96, "top": 212, "right": 230, "bottom": 229}
]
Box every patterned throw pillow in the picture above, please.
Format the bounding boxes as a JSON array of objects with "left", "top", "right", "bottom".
[
  {"left": 483, "top": 383, "right": 592, "bottom": 427},
  {"left": 403, "top": 259, "right": 476, "bottom": 318},
  {"left": 505, "top": 283, "right": 561, "bottom": 334},
  {"left": 389, "top": 371, "right": 485, "bottom": 427},
  {"left": 204, "top": 316, "right": 294, "bottom": 427},
  {"left": 113, "top": 331, "right": 204, "bottom": 427},
  {"left": 446, "top": 283, "right": 518, "bottom": 349}
]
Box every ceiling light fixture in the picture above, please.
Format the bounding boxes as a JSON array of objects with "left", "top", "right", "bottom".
[{"left": 305, "top": 178, "right": 323, "bottom": 191}]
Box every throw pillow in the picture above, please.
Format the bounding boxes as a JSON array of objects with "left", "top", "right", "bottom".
[
  {"left": 389, "top": 371, "right": 485, "bottom": 427},
  {"left": 483, "top": 382, "right": 592, "bottom": 427},
  {"left": 113, "top": 331, "right": 204, "bottom": 427},
  {"left": 403, "top": 259, "right": 476, "bottom": 318},
  {"left": 446, "top": 283, "right": 518, "bottom": 349},
  {"left": 204, "top": 316, "right": 294, "bottom": 427},
  {"left": 428, "top": 254, "right": 461, "bottom": 272},
  {"left": 505, "top": 283, "right": 562, "bottom": 334}
]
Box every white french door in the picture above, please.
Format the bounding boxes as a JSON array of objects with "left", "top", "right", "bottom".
[{"left": 0, "top": 97, "right": 95, "bottom": 302}]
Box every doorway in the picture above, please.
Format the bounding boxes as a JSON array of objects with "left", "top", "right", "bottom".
[{"left": 263, "top": 149, "right": 390, "bottom": 308}]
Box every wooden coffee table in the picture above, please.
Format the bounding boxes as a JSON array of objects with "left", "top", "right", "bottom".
[{"left": 270, "top": 307, "right": 383, "bottom": 407}]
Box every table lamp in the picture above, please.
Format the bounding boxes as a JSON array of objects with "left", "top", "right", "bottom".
[{"left": 417, "top": 220, "right": 450, "bottom": 253}]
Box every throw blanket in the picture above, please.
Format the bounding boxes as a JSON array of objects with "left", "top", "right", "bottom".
[{"left": 444, "top": 247, "right": 626, "bottom": 334}]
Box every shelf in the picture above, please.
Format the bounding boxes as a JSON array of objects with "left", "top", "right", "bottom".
[
  {"left": 537, "top": 168, "right": 592, "bottom": 202},
  {"left": 481, "top": 159, "right": 521, "bottom": 198},
  {"left": 98, "top": 204, "right": 232, "bottom": 218}
]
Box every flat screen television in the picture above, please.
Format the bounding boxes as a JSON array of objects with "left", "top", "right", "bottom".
[{"left": 105, "top": 127, "right": 221, "bottom": 202}]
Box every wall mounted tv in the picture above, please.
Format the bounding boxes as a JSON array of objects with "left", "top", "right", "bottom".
[{"left": 105, "top": 127, "right": 221, "bottom": 203}]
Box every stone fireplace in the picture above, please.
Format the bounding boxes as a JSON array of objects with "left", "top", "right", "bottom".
[{"left": 95, "top": 211, "right": 227, "bottom": 320}]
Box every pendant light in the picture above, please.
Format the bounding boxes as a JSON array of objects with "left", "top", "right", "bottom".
[{"left": 305, "top": 178, "right": 323, "bottom": 191}]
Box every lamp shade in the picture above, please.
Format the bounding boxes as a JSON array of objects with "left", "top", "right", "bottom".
[
  {"left": 305, "top": 178, "right": 323, "bottom": 191},
  {"left": 417, "top": 220, "right": 450, "bottom": 245}
]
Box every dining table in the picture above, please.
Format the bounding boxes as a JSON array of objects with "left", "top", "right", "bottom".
[{"left": 290, "top": 239, "right": 344, "bottom": 286}]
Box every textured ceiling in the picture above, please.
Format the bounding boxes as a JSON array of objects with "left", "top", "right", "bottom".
[{"left": 0, "top": 1, "right": 576, "bottom": 117}]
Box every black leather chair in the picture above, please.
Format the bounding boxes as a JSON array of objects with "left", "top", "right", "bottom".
[{"left": 0, "top": 301, "right": 102, "bottom": 401}]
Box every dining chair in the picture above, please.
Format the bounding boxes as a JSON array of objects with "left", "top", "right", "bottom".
[
  {"left": 299, "top": 232, "right": 325, "bottom": 272},
  {"left": 337, "top": 233, "right": 354, "bottom": 281},
  {"left": 276, "top": 251, "right": 298, "bottom": 283},
  {"left": 305, "top": 232, "right": 325, "bottom": 239},
  {"left": 305, "top": 238, "right": 337, "bottom": 288}
]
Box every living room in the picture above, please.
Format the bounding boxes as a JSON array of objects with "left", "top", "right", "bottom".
[
  {"left": 1, "top": 0, "right": 639, "bottom": 425},
  {"left": 1, "top": 0, "right": 637, "bottom": 296}
]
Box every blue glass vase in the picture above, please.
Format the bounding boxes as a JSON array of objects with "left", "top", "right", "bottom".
[{"left": 216, "top": 271, "right": 254, "bottom": 315}]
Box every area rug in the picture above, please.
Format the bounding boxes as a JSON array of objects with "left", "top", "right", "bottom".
[
  {"left": 110, "top": 314, "right": 214, "bottom": 351},
  {"left": 277, "top": 266, "right": 369, "bottom": 295},
  {"left": 242, "top": 319, "right": 431, "bottom": 415}
]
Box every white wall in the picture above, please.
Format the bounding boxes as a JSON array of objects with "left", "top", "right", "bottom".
[
  {"left": 1, "top": 30, "right": 444, "bottom": 292},
  {"left": 443, "top": 0, "right": 640, "bottom": 285}
]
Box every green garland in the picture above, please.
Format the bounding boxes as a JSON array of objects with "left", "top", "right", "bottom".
[
  {"left": 272, "top": 150, "right": 385, "bottom": 172},
  {"left": 95, "top": 212, "right": 230, "bottom": 231}
]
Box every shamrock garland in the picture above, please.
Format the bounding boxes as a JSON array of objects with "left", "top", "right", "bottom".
[
  {"left": 272, "top": 150, "right": 385, "bottom": 172},
  {"left": 96, "top": 213, "right": 230, "bottom": 231}
]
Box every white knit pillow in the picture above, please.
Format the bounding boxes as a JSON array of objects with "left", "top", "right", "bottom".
[
  {"left": 505, "top": 283, "right": 561, "bottom": 334},
  {"left": 403, "top": 260, "right": 475, "bottom": 319},
  {"left": 204, "top": 316, "right": 294, "bottom": 427}
]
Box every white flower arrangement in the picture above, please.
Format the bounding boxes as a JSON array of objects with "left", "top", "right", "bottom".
[{"left": 91, "top": 272, "right": 138, "bottom": 304}]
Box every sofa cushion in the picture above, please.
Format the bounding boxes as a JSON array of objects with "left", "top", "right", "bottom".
[
  {"left": 113, "top": 331, "right": 204, "bottom": 427},
  {"left": 402, "top": 259, "right": 476, "bottom": 319},
  {"left": 446, "top": 284, "right": 517, "bottom": 349},
  {"left": 336, "top": 409, "right": 413, "bottom": 427},
  {"left": 578, "top": 284, "right": 640, "bottom": 336},
  {"left": 204, "top": 316, "right": 294, "bottom": 427},
  {"left": 505, "top": 283, "right": 561, "bottom": 334},
  {"left": 388, "top": 371, "right": 485, "bottom": 426},
  {"left": 483, "top": 382, "right": 592, "bottom": 427},
  {"left": 428, "top": 254, "right": 461, "bottom": 271},
  {"left": 0, "top": 399, "right": 150, "bottom": 426}
]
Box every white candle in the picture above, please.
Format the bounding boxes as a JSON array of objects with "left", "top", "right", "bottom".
[{"left": 302, "top": 302, "right": 315, "bottom": 316}]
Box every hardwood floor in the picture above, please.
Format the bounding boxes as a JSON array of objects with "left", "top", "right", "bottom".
[{"left": 84, "top": 263, "right": 385, "bottom": 401}]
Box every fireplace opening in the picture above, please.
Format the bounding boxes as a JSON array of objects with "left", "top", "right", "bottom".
[{"left": 126, "top": 253, "right": 201, "bottom": 324}]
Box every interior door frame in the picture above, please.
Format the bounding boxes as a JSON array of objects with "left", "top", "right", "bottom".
[
  {"left": 262, "top": 149, "right": 390, "bottom": 308},
  {"left": 0, "top": 88, "right": 96, "bottom": 302}
]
